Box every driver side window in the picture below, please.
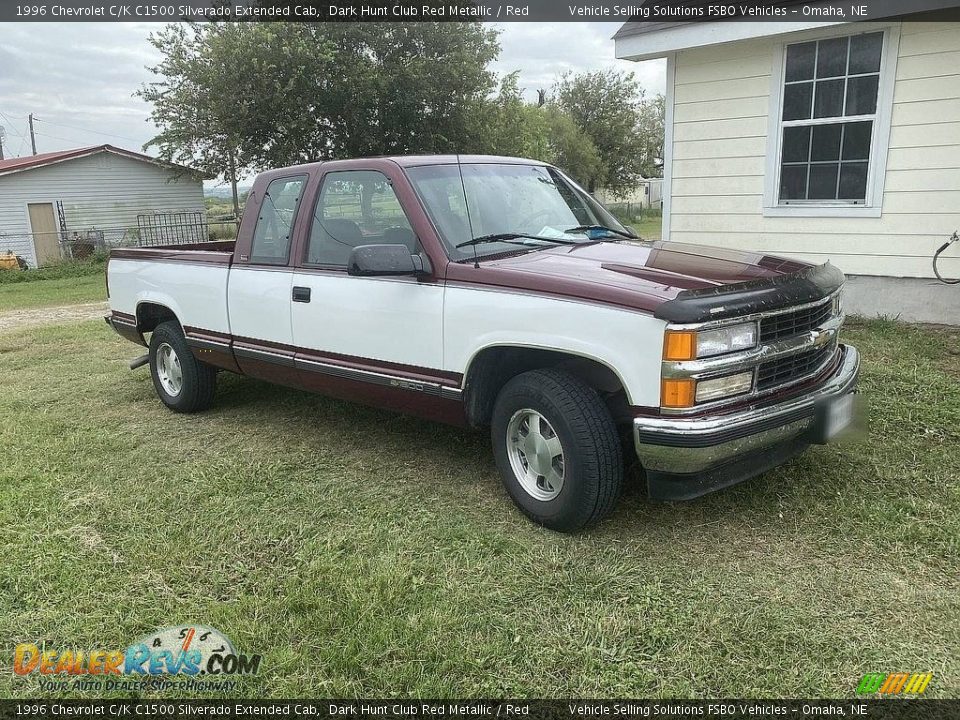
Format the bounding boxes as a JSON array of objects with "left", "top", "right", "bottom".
[{"left": 306, "top": 170, "right": 416, "bottom": 267}]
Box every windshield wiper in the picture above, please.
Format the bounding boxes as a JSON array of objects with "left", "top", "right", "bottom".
[
  {"left": 455, "top": 233, "right": 579, "bottom": 249},
  {"left": 564, "top": 224, "right": 637, "bottom": 240}
]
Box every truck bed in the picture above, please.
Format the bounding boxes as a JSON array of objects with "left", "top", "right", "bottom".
[{"left": 108, "top": 240, "right": 237, "bottom": 342}]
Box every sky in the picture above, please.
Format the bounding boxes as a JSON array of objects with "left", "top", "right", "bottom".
[{"left": 0, "top": 22, "right": 665, "bottom": 186}]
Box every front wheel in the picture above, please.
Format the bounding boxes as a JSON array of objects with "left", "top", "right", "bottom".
[
  {"left": 491, "top": 369, "right": 623, "bottom": 532},
  {"left": 149, "top": 321, "right": 217, "bottom": 413}
]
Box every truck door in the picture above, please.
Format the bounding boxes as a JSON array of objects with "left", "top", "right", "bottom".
[
  {"left": 227, "top": 173, "right": 308, "bottom": 383},
  {"left": 290, "top": 166, "right": 449, "bottom": 415}
]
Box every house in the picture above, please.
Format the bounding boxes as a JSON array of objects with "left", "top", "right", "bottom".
[
  {"left": 615, "top": 11, "right": 960, "bottom": 324},
  {"left": 595, "top": 177, "right": 664, "bottom": 210},
  {"left": 0, "top": 145, "right": 205, "bottom": 267}
]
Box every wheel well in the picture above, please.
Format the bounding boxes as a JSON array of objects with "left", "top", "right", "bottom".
[
  {"left": 463, "top": 346, "right": 631, "bottom": 428},
  {"left": 136, "top": 302, "right": 180, "bottom": 334}
]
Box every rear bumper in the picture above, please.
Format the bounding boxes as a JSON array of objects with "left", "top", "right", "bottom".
[{"left": 634, "top": 344, "right": 860, "bottom": 501}]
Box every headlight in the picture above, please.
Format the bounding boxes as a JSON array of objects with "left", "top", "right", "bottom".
[
  {"left": 696, "top": 322, "right": 758, "bottom": 358},
  {"left": 663, "top": 322, "right": 758, "bottom": 360},
  {"left": 694, "top": 371, "right": 754, "bottom": 403},
  {"left": 660, "top": 370, "right": 755, "bottom": 408},
  {"left": 832, "top": 291, "right": 843, "bottom": 316}
]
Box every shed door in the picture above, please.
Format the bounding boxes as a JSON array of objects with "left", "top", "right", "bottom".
[{"left": 27, "top": 203, "right": 60, "bottom": 266}]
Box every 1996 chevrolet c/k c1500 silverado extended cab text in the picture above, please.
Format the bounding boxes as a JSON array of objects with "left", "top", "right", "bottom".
[{"left": 106, "top": 155, "right": 860, "bottom": 532}]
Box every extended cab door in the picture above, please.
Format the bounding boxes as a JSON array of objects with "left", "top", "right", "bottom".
[
  {"left": 290, "top": 162, "right": 452, "bottom": 416},
  {"left": 227, "top": 173, "right": 309, "bottom": 381}
]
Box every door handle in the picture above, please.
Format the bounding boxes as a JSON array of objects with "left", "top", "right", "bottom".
[{"left": 292, "top": 286, "right": 311, "bottom": 303}]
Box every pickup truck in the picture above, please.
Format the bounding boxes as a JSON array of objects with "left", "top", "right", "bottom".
[{"left": 106, "top": 155, "right": 860, "bottom": 532}]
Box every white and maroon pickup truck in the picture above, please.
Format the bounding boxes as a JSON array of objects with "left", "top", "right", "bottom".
[{"left": 106, "top": 155, "right": 859, "bottom": 532}]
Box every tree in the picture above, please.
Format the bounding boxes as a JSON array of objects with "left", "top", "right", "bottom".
[
  {"left": 637, "top": 94, "right": 665, "bottom": 178},
  {"left": 552, "top": 70, "right": 652, "bottom": 196},
  {"left": 479, "top": 75, "right": 600, "bottom": 187},
  {"left": 138, "top": 22, "right": 500, "bottom": 200},
  {"left": 138, "top": 23, "right": 330, "bottom": 216}
]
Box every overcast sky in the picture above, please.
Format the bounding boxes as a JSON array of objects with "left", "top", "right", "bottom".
[{"left": 0, "top": 22, "right": 665, "bottom": 185}]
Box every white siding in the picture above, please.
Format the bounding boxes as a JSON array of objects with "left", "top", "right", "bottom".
[
  {"left": 0, "top": 152, "right": 204, "bottom": 267},
  {"left": 667, "top": 21, "right": 960, "bottom": 279}
]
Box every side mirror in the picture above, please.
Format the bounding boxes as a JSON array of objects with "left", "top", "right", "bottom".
[{"left": 347, "top": 244, "right": 430, "bottom": 277}]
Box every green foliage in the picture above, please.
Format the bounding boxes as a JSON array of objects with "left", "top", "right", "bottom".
[
  {"left": 477, "top": 74, "right": 601, "bottom": 187},
  {"left": 140, "top": 23, "right": 500, "bottom": 180},
  {"left": 553, "top": 70, "right": 657, "bottom": 196},
  {"left": 0, "top": 256, "right": 106, "bottom": 285}
]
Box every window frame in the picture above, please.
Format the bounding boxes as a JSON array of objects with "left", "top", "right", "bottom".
[
  {"left": 303, "top": 168, "right": 418, "bottom": 271},
  {"left": 248, "top": 174, "right": 308, "bottom": 266},
  {"left": 763, "top": 23, "right": 900, "bottom": 218}
]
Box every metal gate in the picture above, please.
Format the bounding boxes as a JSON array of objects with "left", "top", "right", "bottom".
[{"left": 136, "top": 211, "right": 208, "bottom": 246}]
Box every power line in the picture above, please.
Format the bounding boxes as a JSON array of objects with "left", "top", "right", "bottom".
[
  {"left": 35, "top": 130, "right": 88, "bottom": 144},
  {"left": 34, "top": 116, "right": 141, "bottom": 144},
  {"left": 0, "top": 110, "right": 27, "bottom": 140}
]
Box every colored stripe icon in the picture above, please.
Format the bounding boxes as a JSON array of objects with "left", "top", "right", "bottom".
[{"left": 857, "top": 672, "right": 933, "bottom": 695}]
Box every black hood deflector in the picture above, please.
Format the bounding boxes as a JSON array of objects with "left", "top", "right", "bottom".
[{"left": 654, "top": 262, "right": 845, "bottom": 324}]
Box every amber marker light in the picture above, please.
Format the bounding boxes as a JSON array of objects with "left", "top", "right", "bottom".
[
  {"left": 663, "top": 330, "right": 697, "bottom": 361},
  {"left": 661, "top": 378, "right": 696, "bottom": 408}
]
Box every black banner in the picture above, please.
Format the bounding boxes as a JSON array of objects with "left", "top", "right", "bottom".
[
  {"left": 2, "top": 701, "right": 960, "bottom": 720},
  {"left": 3, "top": 0, "right": 959, "bottom": 23}
]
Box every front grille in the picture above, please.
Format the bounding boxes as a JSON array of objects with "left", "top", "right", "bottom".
[
  {"left": 757, "top": 342, "right": 837, "bottom": 390},
  {"left": 759, "top": 300, "right": 833, "bottom": 342}
]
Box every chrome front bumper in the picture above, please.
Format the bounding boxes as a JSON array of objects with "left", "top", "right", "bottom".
[{"left": 634, "top": 344, "right": 860, "bottom": 484}]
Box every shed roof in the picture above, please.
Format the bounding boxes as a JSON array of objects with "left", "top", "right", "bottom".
[{"left": 0, "top": 144, "right": 204, "bottom": 179}]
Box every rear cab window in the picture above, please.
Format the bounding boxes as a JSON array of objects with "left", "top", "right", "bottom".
[{"left": 250, "top": 175, "right": 308, "bottom": 265}]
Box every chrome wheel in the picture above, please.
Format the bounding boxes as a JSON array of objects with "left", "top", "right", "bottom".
[
  {"left": 155, "top": 342, "right": 183, "bottom": 397},
  {"left": 506, "top": 409, "right": 565, "bottom": 501}
]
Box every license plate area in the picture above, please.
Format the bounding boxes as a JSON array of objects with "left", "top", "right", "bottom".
[{"left": 811, "top": 392, "right": 857, "bottom": 444}]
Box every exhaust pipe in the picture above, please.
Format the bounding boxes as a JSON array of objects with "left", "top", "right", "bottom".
[{"left": 129, "top": 354, "right": 149, "bottom": 370}]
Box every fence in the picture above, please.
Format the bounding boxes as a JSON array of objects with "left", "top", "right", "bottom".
[{"left": 0, "top": 211, "right": 241, "bottom": 268}]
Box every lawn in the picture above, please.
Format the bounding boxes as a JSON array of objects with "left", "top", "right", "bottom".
[
  {"left": 0, "top": 316, "right": 958, "bottom": 699},
  {"left": 0, "top": 274, "right": 106, "bottom": 311}
]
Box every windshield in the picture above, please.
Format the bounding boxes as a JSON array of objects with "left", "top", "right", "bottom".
[{"left": 405, "top": 163, "right": 631, "bottom": 260}]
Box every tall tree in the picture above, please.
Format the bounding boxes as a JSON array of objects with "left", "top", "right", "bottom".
[
  {"left": 138, "top": 22, "right": 500, "bottom": 192},
  {"left": 637, "top": 94, "right": 666, "bottom": 178},
  {"left": 552, "top": 70, "right": 650, "bottom": 196}
]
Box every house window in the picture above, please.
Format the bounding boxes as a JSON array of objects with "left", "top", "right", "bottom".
[{"left": 776, "top": 31, "right": 885, "bottom": 206}]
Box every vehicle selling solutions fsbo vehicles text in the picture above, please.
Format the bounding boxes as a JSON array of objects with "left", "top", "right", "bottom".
[{"left": 569, "top": 4, "right": 792, "bottom": 17}]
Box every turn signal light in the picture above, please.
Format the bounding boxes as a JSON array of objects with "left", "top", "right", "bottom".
[
  {"left": 663, "top": 330, "right": 696, "bottom": 361},
  {"left": 661, "top": 378, "right": 696, "bottom": 408}
]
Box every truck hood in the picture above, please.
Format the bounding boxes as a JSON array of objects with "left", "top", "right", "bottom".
[{"left": 447, "top": 240, "right": 813, "bottom": 315}]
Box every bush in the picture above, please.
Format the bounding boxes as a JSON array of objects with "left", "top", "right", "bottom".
[
  {"left": 0, "top": 255, "right": 107, "bottom": 285},
  {"left": 607, "top": 203, "right": 661, "bottom": 227}
]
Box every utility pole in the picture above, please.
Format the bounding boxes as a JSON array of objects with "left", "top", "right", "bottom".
[
  {"left": 228, "top": 147, "right": 240, "bottom": 221},
  {"left": 28, "top": 113, "right": 37, "bottom": 155},
  {"left": 0, "top": 127, "right": 6, "bottom": 161}
]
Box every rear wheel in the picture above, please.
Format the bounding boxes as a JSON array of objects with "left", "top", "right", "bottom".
[
  {"left": 149, "top": 321, "right": 217, "bottom": 413},
  {"left": 491, "top": 369, "right": 622, "bottom": 532}
]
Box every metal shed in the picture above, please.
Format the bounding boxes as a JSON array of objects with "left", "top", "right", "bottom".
[{"left": 0, "top": 145, "right": 206, "bottom": 267}]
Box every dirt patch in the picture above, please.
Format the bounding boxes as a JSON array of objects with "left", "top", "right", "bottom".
[{"left": 0, "top": 301, "right": 109, "bottom": 333}]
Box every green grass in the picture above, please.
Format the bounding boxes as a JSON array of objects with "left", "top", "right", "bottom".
[
  {"left": 0, "top": 318, "right": 958, "bottom": 699},
  {"left": 0, "top": 256, "right": 107, "bottom": 285},
  {"left": 0, "top": 274, "right": 106, "bottom": 311}
]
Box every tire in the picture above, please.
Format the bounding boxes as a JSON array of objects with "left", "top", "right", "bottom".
[
  {"left": 491, "top": 368, "right": 622, "bottom": 532},
  {"left": 148, "top": 321, "right": 217, "bottom": 413}
]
